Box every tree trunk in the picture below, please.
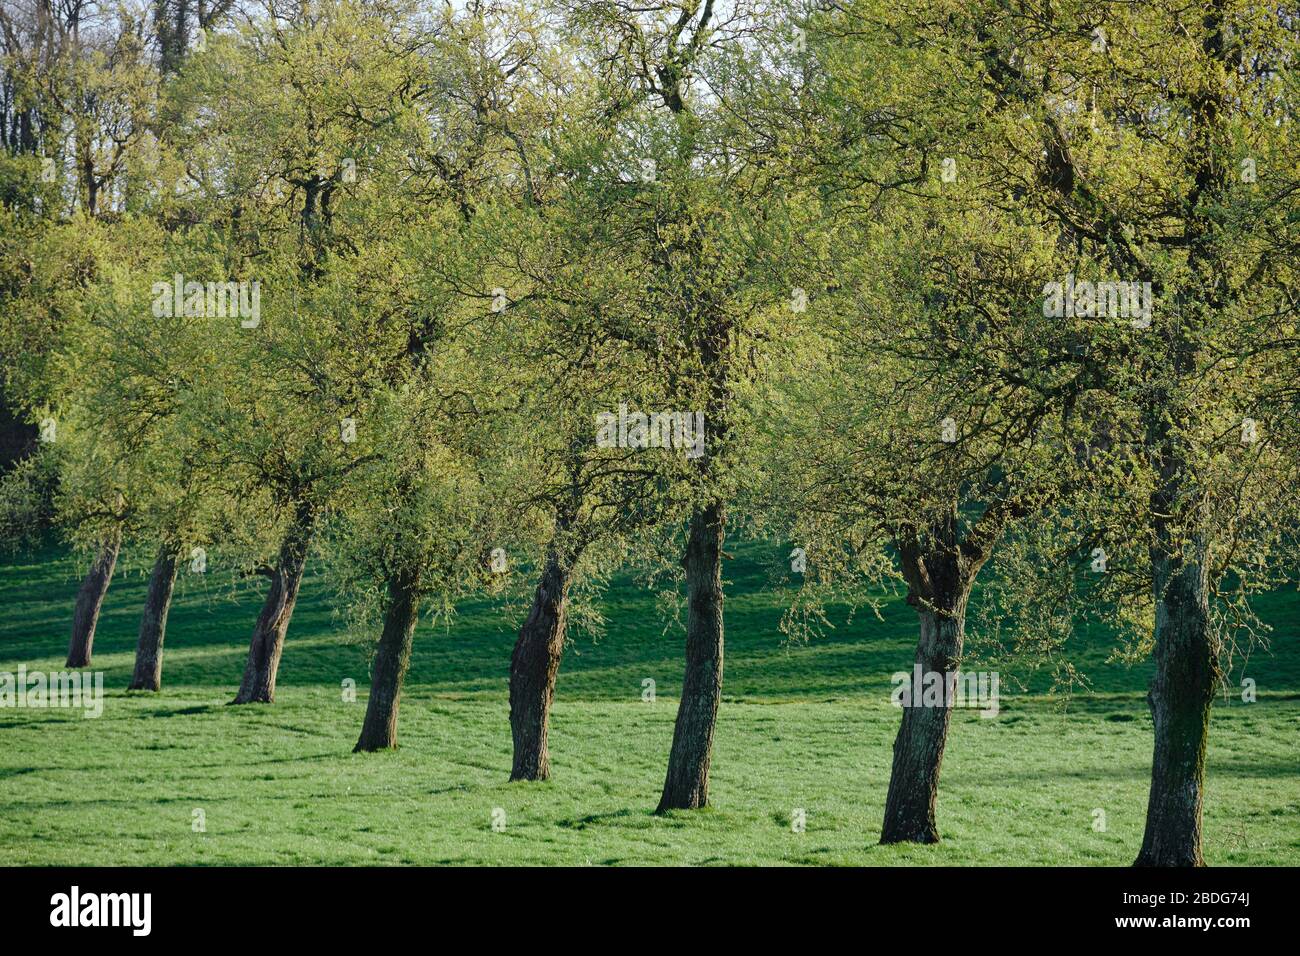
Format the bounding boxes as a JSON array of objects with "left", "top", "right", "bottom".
[
  {"left": 65, "top": 530, "right": 121, "bottom": 668},
  {"left": 880, "top": 596, "right": 969, "bottom": 844},
  {"left": 508, "top": 543, "right": 574, "bottom": 781},
  {"left": 128, "top": 540, "right": 182, "bottom": 691},
  {"left": 231, "top": 505, "right": 314, "bottom": 704},
  {"left": 657, "top": 500, "right": 725, "bottom": 812},
  {"left": 1134, "top": 343, "right": 1218, "bottom": 865},
  {"left": 1135, "top": 557, "right": 1216, "bottom": 866},
  {"left": 156, "top": 0, "right": 190, "bottom": 77},
  {"left": 880, "top": 525, "right": 985, "bottom": 846},
  {"left": 353, "top": 568, "right": 422, "bottom": 752}
]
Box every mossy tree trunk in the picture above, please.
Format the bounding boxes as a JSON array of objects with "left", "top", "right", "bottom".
[
  {"left": 1135, "top": 556, "right": 1215, "bottom": 866},
  {"left": 508, "top": 528, "right": 578, "bottom": 782},
  {"left": 657, "top": 499, "right": 725, "bottom": 812},
  {"left": 880, "top": 593, "right": 970, "bottom": 844},
  {"left": 880, "top": 516, "right": 996, "bottom": 845},
  {"left": 66, "top": 528, "right": 122, "bottom": 668},
  {"left": 232, "top": 503, "right": 314, "bottom": 705},
  {"left": 354, "top": 567, "right": 422, "bottom": 752},
  {"left": 128, "top": 538, "right": 183, "bottom": 691}
]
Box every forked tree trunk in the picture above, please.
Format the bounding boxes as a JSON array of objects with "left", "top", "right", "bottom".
[
  {"left": 508, "top": 543, "right": 575, "bottom": 781},
  {"left": 657, "top": 500, "right": 726, "bottom": 812},
  {"left": 881, "top": 524, "right": 990, "bottom": 846},
  {"left": 1135, "top": 557, "right": 1216, "bottom": 867},
  {"left": 66, "top": 530, "right": 122, "bottom": 668},
  {"left": 880, "top": 593, "right": 970, "bottom": 844},
  {"left": 128, "top": 540, "right": 182, "bottom": 691},
  {"left": 354, "top": 568, "right": 422, "bottom": 752},
  {"left": 231, "top": 505, "right": 314, "bottom": 705}
]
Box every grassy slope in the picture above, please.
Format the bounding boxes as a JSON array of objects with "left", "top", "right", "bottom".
[{"left": 1, "top": 542, "right": 1297, "bottom": 866}]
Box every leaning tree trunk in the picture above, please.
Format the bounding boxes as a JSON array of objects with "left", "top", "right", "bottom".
[
  {"left": 66, "top": 530, "right": 122, "bottom": 668},
  {"left": 508, "top": 543, "right": 575, "bottom": 781},
  {"left": 128, "top": 540, "right": 182, "bottom": 691},
  {"left": 1135, "top": 557, "right": 1216, "bottom": 866},
  {"left": 354, "top": 568, "right": 422, "bottom": 752},
  {"left": 880, "top": 591, "right": 970, "bottom": 844},
  {"left": 231, "top": 505, "right": 314, "bottom": 705},
  {"left": 657, "top": 500, "right": 726, "bottom": 813}
]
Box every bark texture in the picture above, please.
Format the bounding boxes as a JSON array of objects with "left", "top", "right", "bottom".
[
  {"left": 231, "top": 505, "right": 314, "bottom": 704},
  {"left": 881, "top": 525, "right": 985, "bottom": 845},
  {"left": 508, "top": 543, "right": 574, "bottom": 781},
  {"left": 128, "top": 540, "right": 182, "bottom": 691},
  {"left": 657, "top": 500, "right": 725, "bottom": 812},
  {"left": 354, "top": 568, "right": 422, "bottom": 752},
  {"left": 1135, "top": 554, "right": 1216, "bottom": 866},
  {"left": 881, "top": 604, "right": 969, "bottom": 843},
  {"left": 66, "top": 530, "right": 122, "bottom": 668}
]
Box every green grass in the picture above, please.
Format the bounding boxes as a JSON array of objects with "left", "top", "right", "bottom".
[{"left": 1, "top": 542, "right": 1298, "bottom": 866}]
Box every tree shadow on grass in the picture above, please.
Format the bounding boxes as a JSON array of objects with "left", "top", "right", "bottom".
[
  {"left": 131, "top": 704, "right": 221, "bottom": 718},
  {"left": 0, "top": 766, "right": 40, "bottom": 779},
  {"left": 959, "top": 756, "right": 1300, "bottom": 785},
  {"left": 555, "top": 808, "right": 642, "bottom": 830}
]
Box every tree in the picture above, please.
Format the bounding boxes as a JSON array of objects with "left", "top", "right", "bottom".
[
  {"left": 55, "top": 221, "right": 232, "bottom": 689},
  {"left": 752, "top": 0, "right": 1142, "bottom": 844},
  {"left": 558, "top": 0, "right": 815, "bottom": 811},
  {"left": 929, "top": 0, "right": 1300, "bottom": 863},
  {"left": 154, "top": 0, "right": 240, "bottom": 76},
  {"left": 0, "top": 213, "right": 143, "bottom": 668},
  {"left": 160, "top": 0, "right": 440, "bottom": 703},
  {"left": 449, "top": 19, "right": 697, "bottom": 777},
  {"left": 0, "top": 3, "right": 163, "bottom": 665},
  {"left": 332, "top": 379, "right": 514, "bottom": 752},
  {"left": 337, "top": 0, "right": 558, "bottom": 751}
]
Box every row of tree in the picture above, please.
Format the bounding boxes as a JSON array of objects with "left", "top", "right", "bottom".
[{"left": 2, "top": 0, "right": 1298, "bottom": 867}]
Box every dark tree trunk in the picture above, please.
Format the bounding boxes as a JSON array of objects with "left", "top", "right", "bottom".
[
  {"left": 880, "top": 596, "right": 969, "bottom": 844},
  {"left": 66, "top": 530, "right": 122, "bottom": 668},
  {"left": 1135, "top": 557, "right": 1216, "bottom": 866},
  {"left": 354, "top": 568, "right": 422, "bottom": 752},
  {"left": 508, "top": 543, "right": 574, "bottom": 781},
  {"left": 128, "top": 540, "right": 182, "bottom": 691},
  {"left": 155, "top": 0, "right": 191, "bottom": 76},
  {"left": 231, "top": 505, "right": 314, "bottom": 704},
  {"left": 1134, "top": 325, "right": 1218, "bottom": 865},
  {"left": 657, "top": 500, "right": 725, "bottom": 812},
  {"left": 0, "top": 384, "right": 37, "bottom": 471},
  {"left": 880, "top": 523, "right": 987, "bottom": 846}
]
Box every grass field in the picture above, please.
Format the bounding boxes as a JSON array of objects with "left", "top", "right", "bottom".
[{"left": 2, "top": 542, "right": 1298, "bottom": 866}]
